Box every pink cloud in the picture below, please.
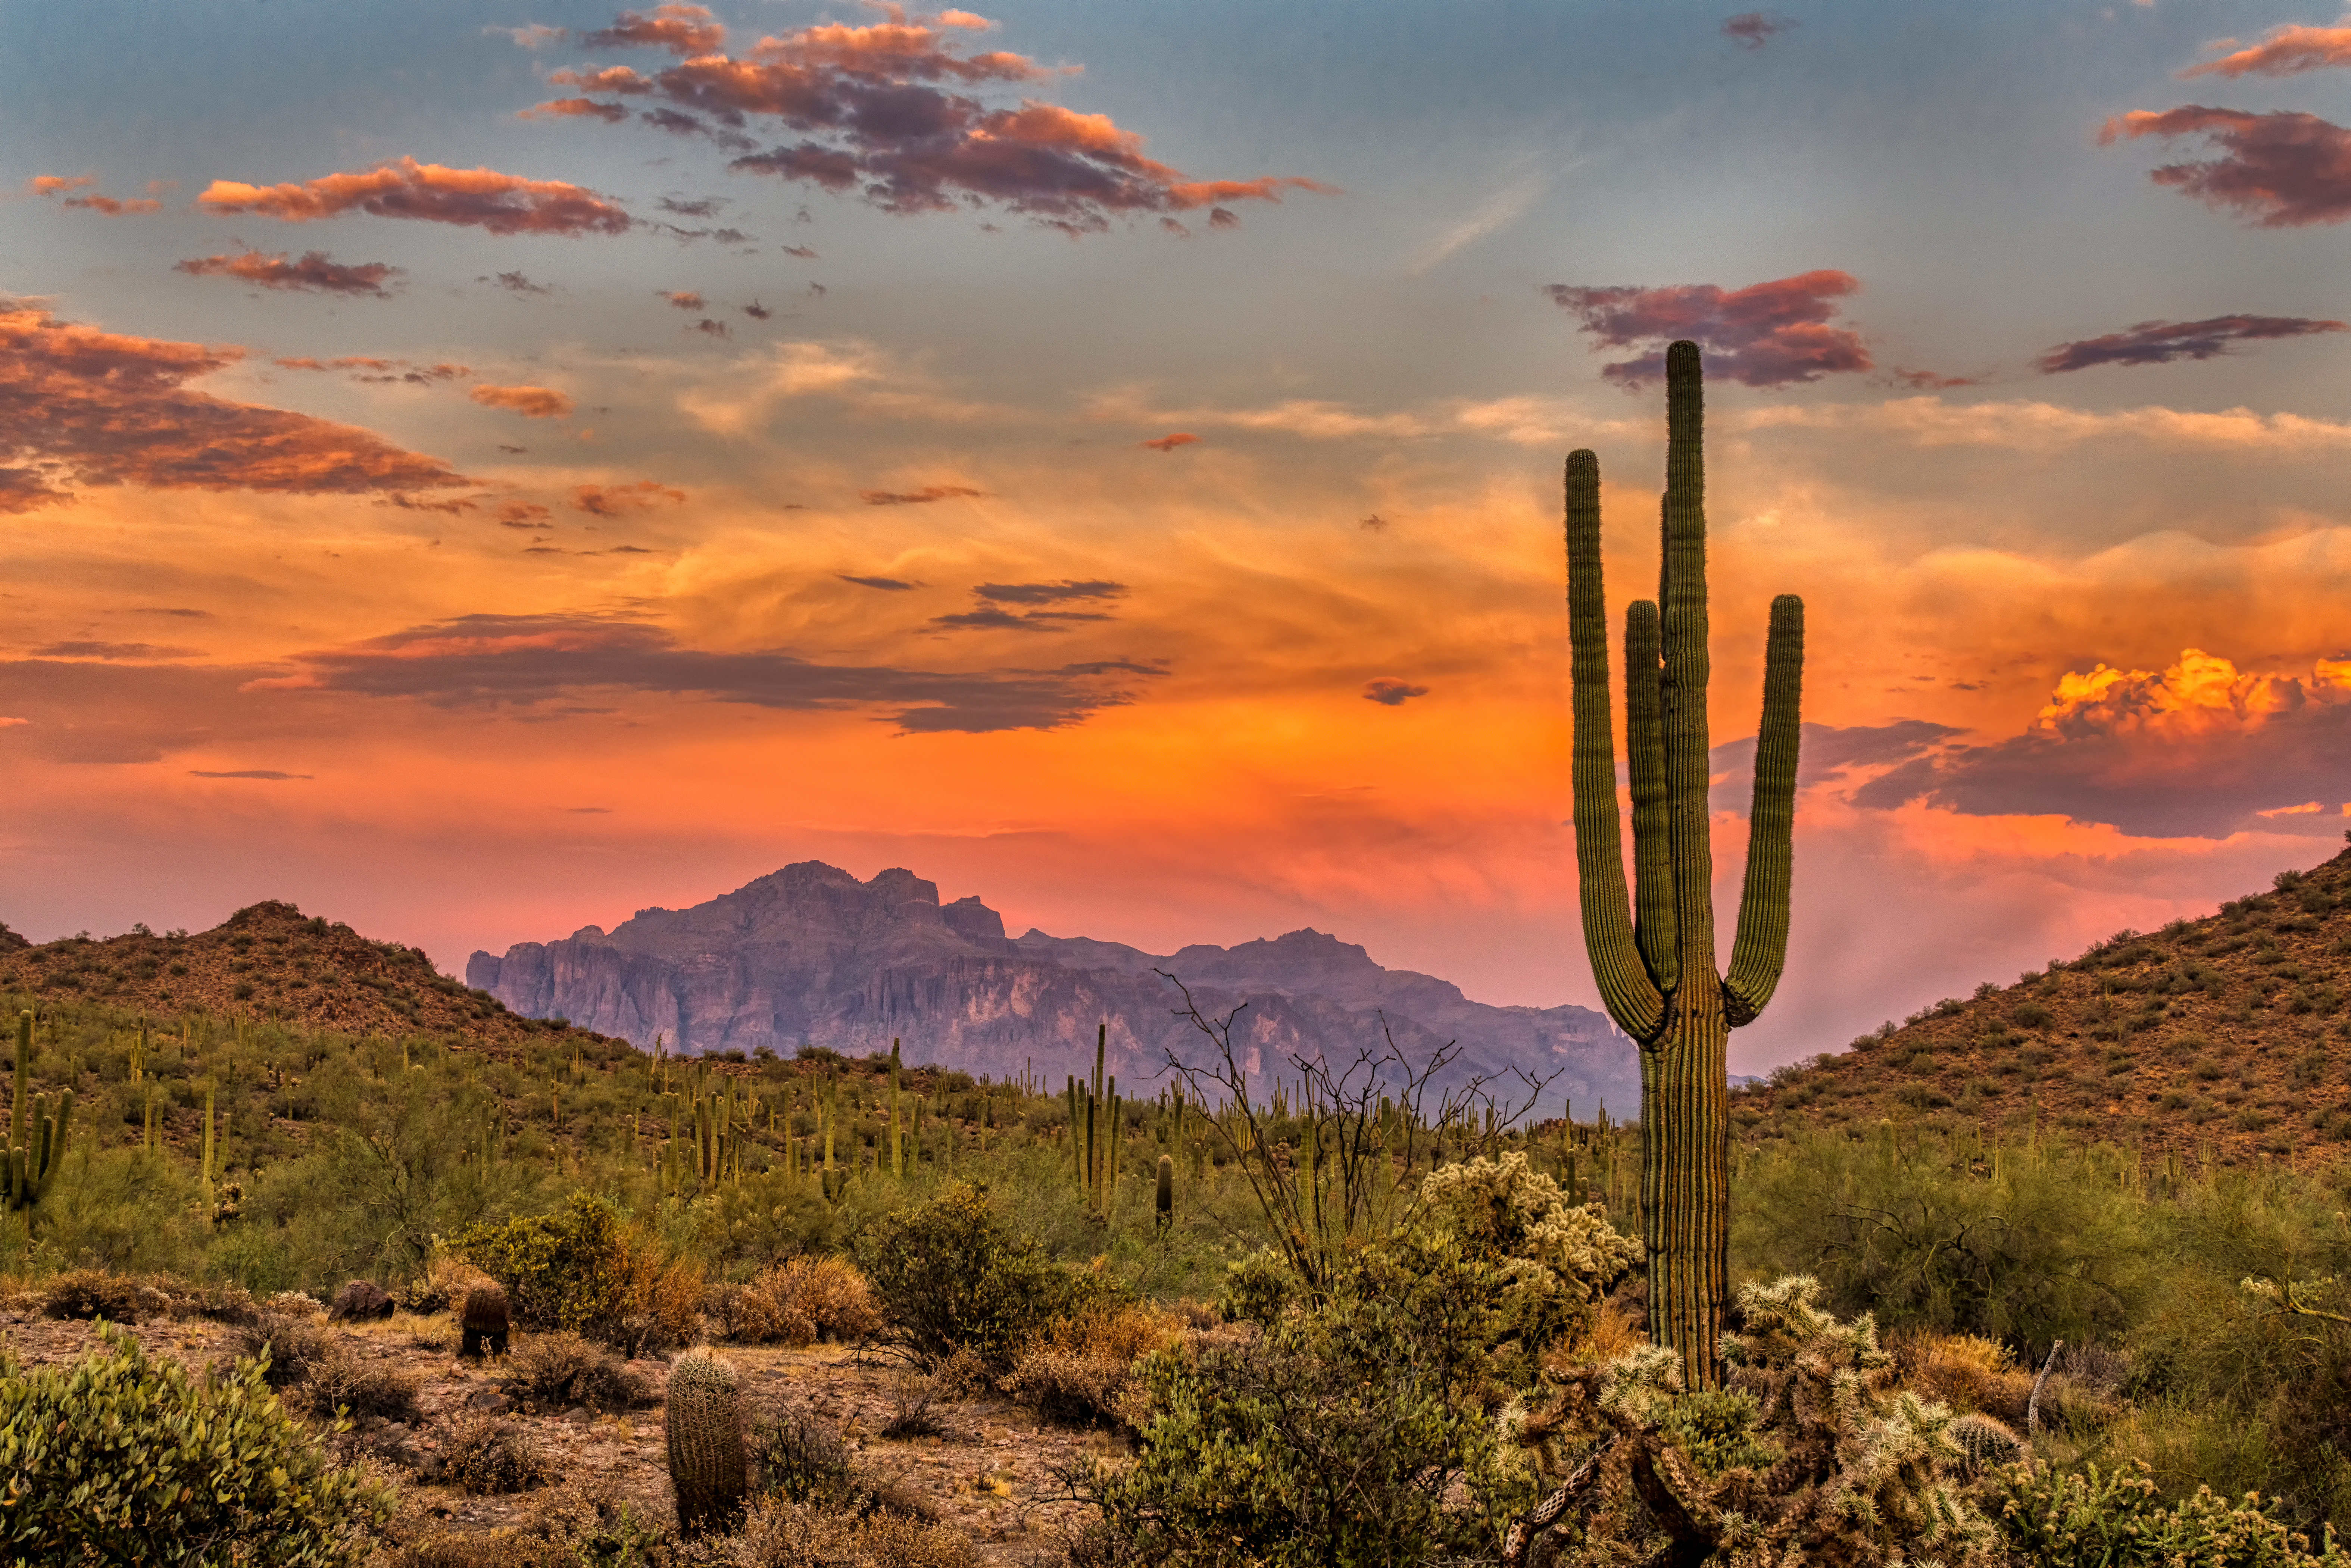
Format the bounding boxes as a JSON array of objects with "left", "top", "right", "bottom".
[
  {"left": 2033, "top": 313, "right": 2347, "bottom": 373},
  {"left": 175, "top": 249, "right": 402, "bottom": 296},
  {"left": 585, "top": 3, "right": 726, "bottom": 56},
  {"left": 28, "top": 175, "right": 96, "bottom": 196},
  {"left": 0, "top": 298, "right": 465, "bottom": 511},
  {"left": 521, "top": 97, "right": 631, "bottom": 124},
  {"left": 1140, "top": 432, "right": 1199, "bottom": 452},
  {"left": 1544, "top": 269, "right": 1872, "bottom": 388},
  {"left": 1721, "top": 11, "right": 1796, "bottom": 50},
  {"left": 2180, "top": 24, "right": 2351, "bottom": 79},
  {"left": 548, "top": 8, "right": 1332, "bottom": 233},
  {"left": 2099, "top": 106, "right": 2351, "bottom": 228},
  {"left": 198, "top": 156, "right": 633, "bottom": 236},
  {"left": 470, "top": 384, "right": 575, "bottom": 418}
]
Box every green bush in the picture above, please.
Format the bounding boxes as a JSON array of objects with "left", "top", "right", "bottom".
[
  {"left": 0, "top": 1321, "right": 393, "bottom": 1565},
  {"left": 452, "top": 1192, "right": 630, "bottom": 1336},
  {"left": 855, "top": 1180, "right": 1114, "bottom": 1375},
  {"left": 1998, "top": 1462, "right": 2348, "bottom": 1567}
]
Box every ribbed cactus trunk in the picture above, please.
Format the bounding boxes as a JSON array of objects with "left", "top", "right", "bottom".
[{"left": 1565, "top": 340, "right": 1804, "bottom": 1386}]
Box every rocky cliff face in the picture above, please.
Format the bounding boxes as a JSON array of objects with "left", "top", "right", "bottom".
[{"left": 468, "top": 862, "right": 1640, "bottom": 1116}]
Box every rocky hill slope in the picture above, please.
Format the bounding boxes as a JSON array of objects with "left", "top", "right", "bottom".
[
  {"left": 467, "top": 862, "right": 1638, "bottom": 1117},
  {"left": 1735, "top": 844, "right": 2351, "bottom": 1167}
]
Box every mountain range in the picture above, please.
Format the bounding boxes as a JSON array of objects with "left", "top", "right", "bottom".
[{"left": 466, "top": 861, "right": 1640, "bottom": 1118}]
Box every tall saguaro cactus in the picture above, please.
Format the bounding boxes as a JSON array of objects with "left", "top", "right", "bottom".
[{"left": 1565, "top": 340, "right": 1804, "bottom": 1384}]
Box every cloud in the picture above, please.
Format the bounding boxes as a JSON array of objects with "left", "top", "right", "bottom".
[
  {"left": 573, "top": 479, "right": 685, "bottom": 515},
  {"left": 2180, "top": 24, "right": 2351, "bottom": 79},
  {"left": 1141, "top": 432, "right": 1199, "bottom": 451},
  {"left": 1363, "top": 678, "right": 1429, "bottom": 705},
  {"left": 65, "top": 194, "right": 163, "bottom": 215},
  {"left": 198, "top": 156, "right": 633, "bottom": 236},
  {"left": 253, "top": 610, "right": 1161, "bottom": 733},
  {"left": 782, "top": 244, "right": 818, "bottom": 259},
  {"left": 1733, "top": 393, "right": 2351, "bottom": 453},
  {"left": 30, "top": 175, "right": 165, "bottom": 215},
  {"left": 660, "top": 289, "right": 706, "bottom": 309},
  {"left": 1721, "top": 11, "right": 1797, "bottom": 49},
  {"left": 973, "top": 579, "right": 1124, "bottom": 605},
  {"left": 2033, "top": 313, "right": 2348, "bottom": 372},
  {"left": 741, "top": 300, "right": 772, "bottom": 320},
  {"left": 928, "top": 606, "right": 1113, "bottom": 632},
  {"left": 1545, "top": 269, "right": 1872, "bottom": 387},
  {"left": 2099, "top": 106, "right": 2351, "bottom": 228},
  {"left": 1708, "top": 720, "right": 1964, "bottom": 808},
  {"left": 275, "top": 356, "right": 469, "bottom": 383},
  {"left": 861, "top": 484, "right": 985, "bottom": 505},
  {"left": 487, "top": 23, "right": 569, "bottom": 48},
  {"left": 28, "top": 175, "right": 96, "bottom": 196},
  {"left": 32, "top": 641, "right": 199, "bottom": 660},
  {"left": 470, "top": 384, "right": 575, "bottom": 418},
  {"left": 497, "top": 501, "right": 554, "bottom": 528},
  {"left": 586, "top": 3, "right": 727, "bottom": 55},
  {"left": 1851, "top": 650, "right": 2351, "bottom": 838},
  {"left": 522, "top": 97, "right": 632, "bottom": 123},
  {"left": 551, "top": 8, "right": 1331, "bottom": 233},
  {"left": 840, "top": 573, "right": 919, "bottom": 590},
  {"left": 137, "top": 607, "right": 212, "bottom": 618},
  {"left": 691, "top": 318, "right": 728, "bottom": 337},
  {"left": 0, "top": 298, "right": 466, "bottom": 511},
  {"left": 189, "top": 769, "right": 312, "bottom": 780},
  {"left": 175, "top": 249, "right": 402, "bottom": 296}
]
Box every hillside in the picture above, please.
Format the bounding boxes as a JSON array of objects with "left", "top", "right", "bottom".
[
  {"left": 0, "top": 900, "right": 607, "bottom": 1052},
  {"left": 469, "top": 860, "right": 1639, "bottom": 1118},
  {"left": 1737, "top": 843, "right": 2351, "bottom": 1167}
]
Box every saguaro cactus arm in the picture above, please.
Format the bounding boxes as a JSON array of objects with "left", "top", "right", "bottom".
[
  {"left": 1624, "top": 599, "right": 1676, "bottom": 991},
  {"left": 1565, "top": 449, "right": 1666, "bottom": 1040},
  {"left": 1724, "top": 595, "right": 1805, "bottom": 1021}
]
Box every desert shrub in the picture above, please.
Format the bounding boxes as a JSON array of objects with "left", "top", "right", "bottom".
[
  {"left": 666, "top": 1495, "right": 975, "bottom": 1568},
  {"left": 509, "top": 1330, "right": 654, "bottom": 1411},
  {"left": 878, "top": 1372, "right": 948, "bottom": 1440},
  {"left": 0, "top": 1320, "right": 394, "bottom": 1565},
  {"left": 856, "top": 1181, "right": 1113, "bottom": 1375},
  {"left": 706, "top": 1280, "right": 811, "bottom": 1346},
  {"left": 43, "top": 1266, "right": 154, "bottom": 1321},
  {"left": 441, "top": 1412, "right": 550, "bottom": 1494},
  {"left": 759, "top": 1254, "right": 882, "bottom": 1344},
  {"left": 400, "top": 1251, "right": 496, "bottom": 1315},
  {"left": 748, "top": 1408, "right": 862, "bottom": 1511},
  {"left": 237, "top": 1310, "right": 336, "bottom": 1388},
  {"left": 300, "top": 1349, "right": 424, "bottom": 1422},
  {"left": 390, "top": 1480, "right": 659, "bottom": 1568},
  {"left": 1891, "top": 1329, "right": 2034, "bottom": 1423},
  {"left": 1996, "top": 1461, "right": 2347, "bottom": 1567},
  {"left": 453, "top": 1192, "right": 631, "bottom": 1335},
  {"left": 1002, "top": 1302, "right": 1183, "bottom": 1429}
]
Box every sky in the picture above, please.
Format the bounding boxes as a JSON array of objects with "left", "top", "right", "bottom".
[{"left": 4, "top": 0, "right": 2349, "bottom": 1073}]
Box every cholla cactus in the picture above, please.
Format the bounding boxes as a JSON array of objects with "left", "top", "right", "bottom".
[
  {"left": 1502, "top": 1275, "right": 1999, "bottom": 1568},
  {"left": 1419, "top": 1152, "right": 1640, "bottom": 1299},
  {"left": 666, "top": 1347, "right": 749, "bottom": 1536}
]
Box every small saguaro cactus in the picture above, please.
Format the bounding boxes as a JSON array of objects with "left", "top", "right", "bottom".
[
  {"left": 1564, "top": 340, "right": 1804, "bottom": 1386},
  {"left": 666, "top": 1346, "right": 749, "bottom": 1536},
  {"left": 7, "top": 1010, "right": 74, "bottom": 1213},
  {"left": 1155, "top": 1153, "right": 1175, "bottom": 1231},
  {"left": 459, "top": 1281, "right": 512, "bottom": 1359}
]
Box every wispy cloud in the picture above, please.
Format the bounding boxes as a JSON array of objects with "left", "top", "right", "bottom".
[
  {"left": 199, "top": 157, "right": 633, "bottom": 235},
  {"left": 470, "top": 384, "right": 575, "bottom": 418},
  {"left": 2180, "top": 23, "right": 2351, "bottom": 79},
  {"left": 1407, "top": 165, "right": 1551, "bottom": 275},
  {"left": 175, "top": 249, "right": 402, "bottom": 296},
  {"left": 2033, "top": 313, "right": 2347, "bottom": 372}
]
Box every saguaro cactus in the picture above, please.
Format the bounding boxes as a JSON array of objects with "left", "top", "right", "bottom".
[
  {"left": 666, "top": 1347, "right": 749, "bottom": 1535},
  {"left": 1564, "top": 340, "right": 1803, "bottom": 1384},
  {"left": 7, "top": 1011, "right": 74, "bottom": 1212}
]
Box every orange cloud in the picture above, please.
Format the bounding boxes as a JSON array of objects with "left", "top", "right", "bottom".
[
  {"left": 548, "top": 8, "right": 1331, "bottom": 233},
  {"left": 198, "top": 157, "right": 633, "bottom": 236},
  {"left": 275, "top": 356, "right": 469, "bottom": 383},
  {"left": 573, "top": 479, "right": 686, "bottom": 515},
  {"left": 28, "top": 175, "right": 96, "bottom": 196},
  {"left": 2181, "top": 24, "right": 2351, "bottom": 79},
  {"left": 659, "top": 289, "right": 706, "bottom": 310},
  {"left": 0, "top": 298, "right": 466, "bottom": 512},
  {"left": 497, "top": 501, "right": 554, "bottom": 529},
  {"left": 1141, "top": 432, "right": 1199, "bottom": 452},
  {"left": 470, "top": 384, "right": 575, "bottom": 418},
  {"left": 2099, "top": 106, "right": 2351, "bottom": 228},
  {"left": 544, "top": 65, "right": 656, "bottom": 94},
  {"left": 175, "top": 249, "right": 402, "bottom": 296},
  {"left": 520, "top": 97, "right": 631, "bottom": 124},
  {"left": 860, "top": 484, "right": 985, "bottom": 505},
  {"left": 65, "top": 193, "right": 163, "bottom": 215},
  {"left": 29, "top": 176, "right": 161, "bottom": 214}
]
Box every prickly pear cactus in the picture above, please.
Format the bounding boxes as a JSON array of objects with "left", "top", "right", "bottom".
[
  {"left": 459, "top": 1282, "right": 511, "bottom": 1359},
  {"left": 666, "top": 1346, "right": 748, "bottom": 1536}
]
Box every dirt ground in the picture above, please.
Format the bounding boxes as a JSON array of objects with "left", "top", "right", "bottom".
[{"left": 0, "top": 1304, "right": 1113, "bottom": 1564}]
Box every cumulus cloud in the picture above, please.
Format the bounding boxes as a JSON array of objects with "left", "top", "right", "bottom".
[
  {"left": 2033, "top": 313, "right": 2347, "bottom": 372},
  {"left": 1141, "top": 431, "right": 1198, "bottom": 451},
  {"left": 547, "top": 8, "right": 1332, "bottom": 233},
  {"left": 2099, "top": 106, "right": 2351, "bottom": 228},
  {"left": 1544, "top": 270, "right": 1871, "bottom": 388},
  {"left": 573, "top": 479, "right": 685, "bottom": 515},
  {"left": 470, "top": 384, "right": 575, "bottom": 417},
  {"left": 1851, "top": 650, "right": 2351, "bottom": 838},
  {"left": 198, "top": 156, "right": 633, "bottom": 236},
  {"left": 861, "top": 484, "right": 985, "bottom": 505},
  {"left": 1363, "top": 678, "right": 1429, "bottom": 705},
  {"left": 251, "top": 610, "right": 1161, "bottom": 733},
  {"left": 2180, "top": 24, "right": 2351, "bottom": 78},
  {"left": 0, "top": 298, "right": 465, "bottom": 512},
  {"left": 1721, "top": 11, "right": 1796, "bottom": 49},
  {"left": 175, "top": 249, "right": 402, "bottom": 296}
]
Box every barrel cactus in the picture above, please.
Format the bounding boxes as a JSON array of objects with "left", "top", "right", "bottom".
[
  {"left": 666, "top": 1346, "right": 749, "bottom": 1535},
  {"left": 1949, "top": 1411, "right": 2026, "bottom": 1474},
  {"left": 459, "top": 1282, "right": 511, "bottom": 1359}
]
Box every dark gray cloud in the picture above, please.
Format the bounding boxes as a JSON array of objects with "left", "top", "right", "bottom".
[
  {"left": 2033, "top": 313, "right": 2346, "bottom": 373},
  {"left": 839, "top": 574, "right": 919, "bottom": 591},
  {"left": 32, "top": 640, "right": 200, "bottom": 660},
  {"left": 1363, "top": 678, "right": 1429, "bottom": 706},
  {"left": 267, "top": 612, "right": 1161, "bottom": 733},
  {"left": 1708, "top": 719, "right": 1962, "bottom": 812},
  {"left": 973, "top": 580, "right": 1126, "bottom": 605},
  {"left": 190, "top": 769, "right": 311, "bottom": 780}
]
